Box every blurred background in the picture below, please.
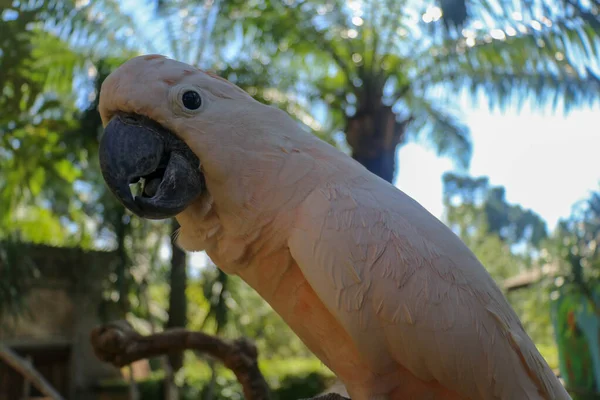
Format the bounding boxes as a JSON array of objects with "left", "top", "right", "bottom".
[{"left": 1, "top": 0, "right": 599, "bottom": 399}]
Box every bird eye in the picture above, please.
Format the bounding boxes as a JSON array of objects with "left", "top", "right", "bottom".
[{"left": 181, "top": 90, "right": 202, "bottom": 110}]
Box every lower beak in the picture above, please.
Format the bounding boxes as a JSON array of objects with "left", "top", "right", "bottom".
[{"left": 99, "top": 113, "right": 204, "bottom": 220}]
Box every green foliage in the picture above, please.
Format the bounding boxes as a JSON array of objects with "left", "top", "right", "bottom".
[
  {"left": 98, "top": 358, "right": 333, "bottom": 400},
  {"left": 1, "top": 2, "right": 161, "bottom": 315},
  {"left": 271, "top": 372, "right": 330, "bottom": 400},
  {"left": 544, "top": 189, "right": 600, "bottom": 397},
  {"left": 539, "top": 185, "right": 600, "bottom": 339},
  {"left": 548, "top": 190, "right": 600, "bottom": 283},
  {"left": 465, "top": 233, "right": 522, "bottom": 280},
  {"left": 184, "top": 357, "right": 333, "bottom": 400},
  {"left": 549, "top": 282, "right": 600, "bottom": 398},
  {"left": 1, "top": 3, "right": 95, "bottom": 245},
  {"left": 188, "top": 271, "right": 315, "bottom": 359},
  {"left": 435, "top": 0, "right": 600, "bottom": 67},
  {"left": 508, "top": 287, "right": 557, "bottom": 368},
  {"left": 443, "top": 172, "right": 548, "bottom": 249}
]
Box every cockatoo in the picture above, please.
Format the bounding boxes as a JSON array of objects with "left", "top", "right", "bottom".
[{"left": 97, "top": 55, "right": 571, "bottom": 400}]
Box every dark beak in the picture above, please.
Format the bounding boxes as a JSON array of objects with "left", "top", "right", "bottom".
[{"left": 99, "top": 113, "right": 204, "bottom": 220}]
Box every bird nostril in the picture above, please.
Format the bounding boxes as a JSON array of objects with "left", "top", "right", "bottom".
[{"left": 121, "top": 114, "right": 141, "bottom": 125}]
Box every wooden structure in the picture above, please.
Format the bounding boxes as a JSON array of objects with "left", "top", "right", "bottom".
[
  {"left": 503, "top": 263, "right": 559, "bottom": 292},
  {"left": 0, "top": 243, "right": 123, "bottom": 400}
]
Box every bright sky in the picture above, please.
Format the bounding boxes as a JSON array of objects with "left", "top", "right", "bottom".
[{"left": 397, "top": 97, "right": 599, "bottom": 232}]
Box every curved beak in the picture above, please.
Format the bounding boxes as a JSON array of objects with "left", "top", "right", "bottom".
[{"left": 99, "top": 113, "right": 204, "bottom": 220}]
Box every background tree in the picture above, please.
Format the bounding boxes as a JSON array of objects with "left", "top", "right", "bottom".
[
  {"left": 443, "top": 172, "right": 548, "bottom": 251},
  {"left": 543, "top": 189, "right": 600, "bottom": 311},
  {"left": 229, "top": 0, "right": 600, "bottom": 182},
  {"left": 537, "top": 188, "right": 600, "bottom": 397}
]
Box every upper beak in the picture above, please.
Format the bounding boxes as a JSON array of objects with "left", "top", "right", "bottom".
[{"left": 99, "top": 113, "right": 204, "bottom": 220}]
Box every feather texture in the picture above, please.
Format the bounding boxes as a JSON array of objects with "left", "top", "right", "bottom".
[{"left": 289, "top": 172, "right": 570, "bottom": 400}]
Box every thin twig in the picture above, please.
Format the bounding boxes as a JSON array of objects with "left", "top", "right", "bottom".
[
  {"left": 0, "top": 343, "right": 65, "bottom": 400},
  {"left": 90, "top": 320, "right": 271, "bottom": 400}
]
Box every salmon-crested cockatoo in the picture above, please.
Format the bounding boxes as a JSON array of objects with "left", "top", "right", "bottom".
[{"left": 97, "top": 55, "right": 570, "bottom": 400}]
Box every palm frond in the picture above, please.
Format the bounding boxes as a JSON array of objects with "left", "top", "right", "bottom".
[
  {"left": 437, "top": 0, "right": 600, "bottom": 38},
  {"left": 421, "top": 14, "right": 595, "bottom": 72},
  {"left": 403, "top": 93, "right": 472, "bottom": 168},
  {"left": 415, "top": 19, "right": 600, "bottom": 112},
  {"left": 461, "top": 70, "right": 597, "bottom": 112},
  {"left": 46, "top": 0, "right": 146, "bottom": 57}
]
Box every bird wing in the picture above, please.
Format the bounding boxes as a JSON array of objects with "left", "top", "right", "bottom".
[{"left": 288, "top": 175, "right": 568, "bottom": 400}]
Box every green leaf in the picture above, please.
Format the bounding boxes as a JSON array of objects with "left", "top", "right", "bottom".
[{"left": 54, "top": 159, "right": 81, "bottom": 182}]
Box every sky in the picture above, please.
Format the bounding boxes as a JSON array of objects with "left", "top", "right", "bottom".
[{"left": 396, "top": 97, "right": 599, "bottom": 232}]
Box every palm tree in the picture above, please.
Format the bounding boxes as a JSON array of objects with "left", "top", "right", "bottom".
[{"left": 237, "top": 0, "right": 600, "bottom": 182}]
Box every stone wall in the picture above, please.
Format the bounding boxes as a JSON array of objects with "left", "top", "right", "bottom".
[{"left": 0, "top": 242, "right": 123, "bottom": 399}]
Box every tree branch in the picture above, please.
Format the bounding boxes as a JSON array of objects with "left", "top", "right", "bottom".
[
  {"left": 0, "top": 343, "right": 65, "bottom": 400},
  {"left": 90, "top": 320, "right": 271, "bottom": 400}
]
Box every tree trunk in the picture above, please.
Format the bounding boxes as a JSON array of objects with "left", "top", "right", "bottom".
[
  {"left": 166, "top": 219, "right": 188, "bottom": 371},
  {"left": 115, "top": 208, "right": 131, "bottom": 316},
  {"left": 345, "top": 105, "right": 411, "bottom": 183},
  {"left": 203, "top": 269, "right": 229, "bottom": 400}
]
